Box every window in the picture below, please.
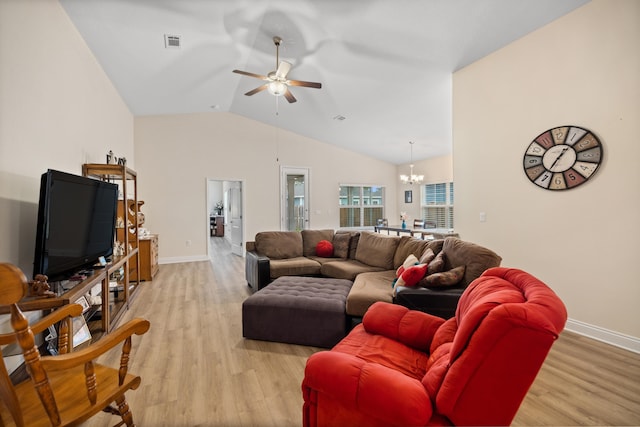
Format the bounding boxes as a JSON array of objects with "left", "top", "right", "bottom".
[
  {"left": 339, "top": 185, "right": 384, "bottom": 227},
  {"left": 421, "top": 182, "right": 454, "bottom": 228}
]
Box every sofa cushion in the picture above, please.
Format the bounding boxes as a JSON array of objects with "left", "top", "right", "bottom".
[
  {"left": 400, "top": 264, "right": 429, "bottom": 287},
  {"left": 347, "top": 270, "right": 397, "bottom": 317},
  {"left": 316, "top": 240, "right": 334, "bottom": 257},
  {"left": 307, "top": 256, "right": 344, "bottom": 265},
  {"left": 255, "top": 231, "right": 303, "bottom": 259},
  {"left": 302, "top": 229, "right": 335, "bottom": 256},
  {"left": 419, "top": 248, "right": 436, "bottom": 265},
  {"left": 269, "top": 257, "right": 321, "bottom": 279},
  {"left": 423, "top": 265, "right": 466, "bottom": 288},
  {"left": 397, "top": 254, "right": 419, "bottom": 275},
  {"left": 441, "top": 238, "right": 502, "bottom": 287},
  {"left": 427, "top": 251, "right": 446, "bottom": 275},
  {"left": 355, "top": 232, "right": 401, "bottom": 270},
  {"left": 393, "top": 236, "right": 433, "bottom": 269},
  {"left": 332, "top": 232, "right": 351, "bottom": 259},
  {"left": 320, "top": 259, "right": 385, "bottom": 281},
  {"left": 348, "top": 232, "right": 361, "bottom": 259}
]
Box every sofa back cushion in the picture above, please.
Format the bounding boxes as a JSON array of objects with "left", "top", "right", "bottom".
[
  {"left": 301, "top": 229, "right": 335, "bottom": 256},
  {"left": 393, "top": 236, "right": 438, "bottom": 269},
  {"left": 255, "top": 231, "right": 303, "bottom": 259},
  {"left": 355, "top": 232, "right": 401, "bottom": 270},
  {"left": 332, "top": 232, "right": 352, "bottom": 259},
  {"left": 442, "top": 237, "right": 502, "bottom": 287},
  {"left": 348, "top": 232, "right": 360, "bottom": 259}
]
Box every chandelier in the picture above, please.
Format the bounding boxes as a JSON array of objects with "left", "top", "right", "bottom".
[{"left": 400, "top": 141, "right": 424, "bottom": 185}]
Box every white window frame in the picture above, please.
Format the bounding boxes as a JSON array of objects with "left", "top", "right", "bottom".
[
  {"left": 420, "top": 182, "right": 454, "bottom": 229},
  {"left": 339, "top": 184, "right": 385, "bottom": 228}
]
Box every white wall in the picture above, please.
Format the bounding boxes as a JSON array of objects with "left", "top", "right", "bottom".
[
  {"left": 0, "top": 0, "right": 134, "bottom": 273},
  {"left": 453, "top": 0, "right": 640, "bottom": 347},
  {"left": 0, "top": 0, "right": 133, "bottom": 372},
  {"left": 134, "top": 113, "right": 399, "bottom": 263}
]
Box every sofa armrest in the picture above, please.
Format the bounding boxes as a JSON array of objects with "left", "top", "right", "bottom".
[
  {"left": 303, "top": 351, "right": 433, "bottom": 426},
  {"left": 394, "top": 286, "right": 464, "bottom": 319},
  {"left": 362, "top": 302, "right": 444, "bottom": 351},
  {"left": 245, "top": 250, "right": 271, "bottom": 291}
]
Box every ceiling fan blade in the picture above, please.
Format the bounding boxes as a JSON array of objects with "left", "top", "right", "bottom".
[
  {"left": 287, "top": 79, "right": 322, "bottom": 89},
  {"left": 283, "top": 88, "right": 297, "bottom": 103},
  {"left": 233, "top": 69, "right": 270, "bottom": 81},
  {"left": 245, "top": 84, "right": 268, "bottom": 96},
  {"left": 275, "top": 61, "right": 292, "bottom": 79}
]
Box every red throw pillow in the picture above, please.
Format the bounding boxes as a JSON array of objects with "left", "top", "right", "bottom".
[
  {"left": 400, "top": 263, "right": 429, "bottom": 287},
  {"left": 316, "top": 240, "right": 334, "bottom": 257}
]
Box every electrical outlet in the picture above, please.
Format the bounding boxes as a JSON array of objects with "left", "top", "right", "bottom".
[{"left": 479, "top": 212, "right": 486, "bottom": 222}]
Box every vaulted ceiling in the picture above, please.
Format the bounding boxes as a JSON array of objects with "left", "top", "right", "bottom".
[{"left": 60, "top": 0, "right": 589, "bottom": 164}]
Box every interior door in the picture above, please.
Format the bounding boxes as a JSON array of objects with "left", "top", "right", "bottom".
[
  {"left": 281, "top": 167, "right": 309, "bottom": 231},
  {"left": 228, "top": 182, "right": 243, "bottom": 256}
]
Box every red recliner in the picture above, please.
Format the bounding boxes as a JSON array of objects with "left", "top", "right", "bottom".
[{"left": 302, "top": 267, "right": 568, "bottom": 426}]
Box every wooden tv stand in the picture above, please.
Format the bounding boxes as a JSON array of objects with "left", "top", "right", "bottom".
[{"left": 0, "top": 253, "right": 138, "bottom": 336}]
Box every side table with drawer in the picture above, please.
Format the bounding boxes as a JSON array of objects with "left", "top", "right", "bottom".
[{"left": 139, "top": 234, "right": 159, "bottom": 281}]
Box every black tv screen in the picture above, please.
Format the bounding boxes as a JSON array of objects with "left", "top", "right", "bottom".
[{"left": 33, "top": 169, "right": 118, "bottom": 280}]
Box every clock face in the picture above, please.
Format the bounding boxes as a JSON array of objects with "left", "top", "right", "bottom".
[{"left": 523, "top": 126, "right": 603, "bottom": 190}]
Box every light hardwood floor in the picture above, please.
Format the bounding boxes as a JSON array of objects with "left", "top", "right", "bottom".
[{"left": 85, "top": 237, "right": 640, "bottom": 426}]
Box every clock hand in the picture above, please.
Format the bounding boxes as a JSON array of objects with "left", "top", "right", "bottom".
[{"left": 550, "top": 147, "right": 569, "bottom": 170}]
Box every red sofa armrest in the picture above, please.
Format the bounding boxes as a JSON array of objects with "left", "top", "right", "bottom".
[
  {"left": 362, "top": 302, "right": 445, "bottom": 351},
  {"left": 303, "top": 351, "right": 433, "bottom": 426}
]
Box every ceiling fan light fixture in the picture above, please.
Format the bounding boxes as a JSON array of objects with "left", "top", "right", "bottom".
[{"left": 267, "top": 81, "right": 287, "bottom": 96}]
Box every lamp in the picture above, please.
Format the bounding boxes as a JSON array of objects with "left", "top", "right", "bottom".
[
  {"left": 267, "top": 81, "right": 287, "bottom": 96},
  {"left": 400, "top": 141, "right": 424, "bottom": 185}
]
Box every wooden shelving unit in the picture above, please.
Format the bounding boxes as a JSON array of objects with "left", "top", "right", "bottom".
[
  {"left": 82, "top": 163, "right": 141, "bottom": 330},
  {"left": 0, "top": 254, "right": 137, "bottom": 338}
]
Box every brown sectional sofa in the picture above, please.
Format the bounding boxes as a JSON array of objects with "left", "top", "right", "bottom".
[{"left": 245, "top": 229, "right": 502, "bottom": 319}]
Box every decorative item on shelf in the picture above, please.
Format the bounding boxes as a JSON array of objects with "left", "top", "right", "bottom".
[
  {"left": 113, "top": 241, "right": 125, "bottom": 257},
  {"left": 400, "top": 141, "right": 424, "bottom": 185},
  {"left": 116, "top": 216, "right": 125, "bottom": 228},
  {"left": 215, "top": 201, "right": 223, "bottom": 215},
  {"left": 126, "top": 199, "right": 145, "bottom": 227},
  {"left": 106, "top": 150, "right": 126, "bottom": 166},
  {"left": 107, "top": 150, "right": 116, "bottom": 164},
  {"left": 400, "top": 212, "right": 408, "bottom": 229},
  {"left": 28, "top": 274, "right": 55, "bottom": 298}
]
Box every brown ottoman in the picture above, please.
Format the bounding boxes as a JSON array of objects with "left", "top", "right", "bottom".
[{"left": 242, "top": 276, "right": 353, "bottom": 348}]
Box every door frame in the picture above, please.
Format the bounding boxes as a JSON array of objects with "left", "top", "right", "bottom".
[
  {"left": 206, "top": 177, "right": 245, "bottom": 257},
  {"left": 280, "top": 166, "right": 310, "bottom": 231}
]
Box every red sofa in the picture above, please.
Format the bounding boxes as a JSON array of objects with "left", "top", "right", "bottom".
[{"left": 302, "top": 267, "right": 567, "bottom": 426}]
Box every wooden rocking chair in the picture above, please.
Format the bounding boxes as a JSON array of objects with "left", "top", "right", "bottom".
[{"left": 0, "top": 263, "right": 150, "bottom": 427}]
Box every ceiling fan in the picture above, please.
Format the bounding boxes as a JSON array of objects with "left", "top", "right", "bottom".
[{"left": 233, "top": 36, "right": 322, "bottom": 103}]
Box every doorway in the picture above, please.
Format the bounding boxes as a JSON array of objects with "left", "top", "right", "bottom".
[
  {"left": 207, "top": 179, "right": 244, "bottom": 257},
  {"left": 281, "top": 167, "right": 309, "bottom": 231}
]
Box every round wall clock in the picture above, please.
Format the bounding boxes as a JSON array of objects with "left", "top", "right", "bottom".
[{"left": 523, "top": 125, "right": 603, "bottom": 190}]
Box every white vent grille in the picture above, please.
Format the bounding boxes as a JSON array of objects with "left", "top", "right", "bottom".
[{"left": 164, "top": 34, "right": 181, "bottom": 48}]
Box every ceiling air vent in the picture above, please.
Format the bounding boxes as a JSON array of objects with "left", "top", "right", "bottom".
[{"left": 164, "top": 34, "right": 181, "bottom": 49}]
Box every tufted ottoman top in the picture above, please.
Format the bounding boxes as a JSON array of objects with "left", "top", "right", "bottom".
[
  {"left": 242, "top": 276, "right": 354, "bottom": 347},
  {"left": 247, "top": 276, "right": 353, "bottom": 311}
]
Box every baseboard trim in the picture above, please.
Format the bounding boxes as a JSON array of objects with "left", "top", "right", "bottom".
[
  {"left": 565, "top": 318, "right": 640, "bottom": 354},
  {"left": 159, "top": 255, "right": 210, "bottom": 264}
]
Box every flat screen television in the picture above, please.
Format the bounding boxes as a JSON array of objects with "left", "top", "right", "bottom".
[{"left": 33, "top": 169, "right": 118, "bottom": 280}]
